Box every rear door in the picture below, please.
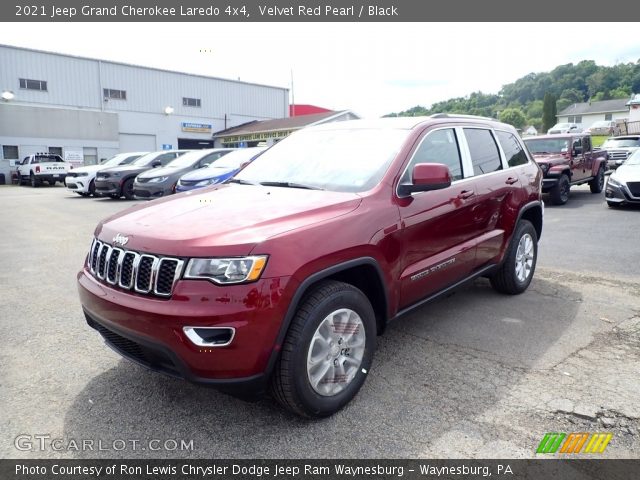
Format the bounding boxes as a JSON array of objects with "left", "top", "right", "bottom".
[{"left": 397, "top": 126, "right": 479, "bottom": 308}]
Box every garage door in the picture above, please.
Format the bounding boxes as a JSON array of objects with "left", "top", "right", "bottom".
[{"left": 119, "top": 134, "right": 156, "bottom": 153}]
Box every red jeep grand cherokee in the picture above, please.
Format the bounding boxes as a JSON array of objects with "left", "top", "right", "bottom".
[{"left": 78, "top": 115, "right": 543, "bottom": 417}]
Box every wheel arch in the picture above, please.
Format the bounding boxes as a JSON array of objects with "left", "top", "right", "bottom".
[
  {"left": 516, "top": 201, "right": 543, "bottom": 241},
  {"left": 264, "top": 257, "right": 390, "bottom": 379}
]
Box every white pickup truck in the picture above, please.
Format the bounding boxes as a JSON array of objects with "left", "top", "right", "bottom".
[{"left": 16, "top": 153, "right": 73, "bottom": 187}]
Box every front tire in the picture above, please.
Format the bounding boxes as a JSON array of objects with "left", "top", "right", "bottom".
[
  {"left": 122, "top": 178, "right": 135, "bottom": 200},
  {"left": 549, "top": 174, "right": 570, "bottom": 205},
  {"left": 589, "top": 166, "right": 605, "bottom": 193},
  {"left": 88, "top": 179, "right": 96, "bottom": 196},
  {"left": 271, "top": 280, "right": 376, "bottom": 418},
  {"left": 490, "top": 220, "right": 538, "bottom": 295}
]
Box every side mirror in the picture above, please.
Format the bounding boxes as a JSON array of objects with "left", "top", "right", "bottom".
[
  {"left": 239, "top": 161, "right": 251, "bottom": 170},
  {"left": 398, "top": 163, "right": 452, "bottom": 197},
  {"left": 151, "top": 160, "right": 162, "bottom": 167}
]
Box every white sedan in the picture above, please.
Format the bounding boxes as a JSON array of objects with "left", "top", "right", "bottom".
[{"left": 65, "top": 151, "right": 148, "bottom": 196}]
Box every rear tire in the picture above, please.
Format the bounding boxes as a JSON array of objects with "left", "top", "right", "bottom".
[
  {"left": 271, "top": 280, "right": 376, "bottom": 418},
  {"left": 549, "top": 174, "right": 570, "bottom": 205},
  {"left": 490, "top": 220, "right": 538, "bottom": 295},
  {"left": 589, "top": 166, "right": 605, "bottom": 193},
  {"left": 30, "top": 173, "right": 39, "bottom": 188}
]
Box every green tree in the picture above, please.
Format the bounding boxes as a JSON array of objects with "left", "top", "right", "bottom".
[
  {"left": 498, "top": 108, "right": 526, "bottom": 129},
  {"left": 542, "top": 92, "right": 557, "bottom": 132}
]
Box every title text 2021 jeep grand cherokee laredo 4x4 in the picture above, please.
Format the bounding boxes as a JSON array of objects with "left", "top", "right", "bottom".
[{"left": 78, "top": 115, "right": 543, "bottom": 418}]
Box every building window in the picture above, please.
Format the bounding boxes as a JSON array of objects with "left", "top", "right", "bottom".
[
  {"left": 605, "top": 113, "right": 613, "bottom": 121},
  {"left": 568, "top": 115, "right": 582, "bottom": 123},
  {"left": 103, "top": 88, "right": 126, "bottom": 100},
  {"left": 83, "top": 147, "right": 98, "bottom": 166},
  {"left": 183, "top": 97, "right": 201, "bottom": 107},
  {"left": 2, "top": 145, "right": 19, "bottom": 159},
  {"left": 48, "top": 147, "right": 63, "bottom": 156},
  {"left": 19, "top": 78, "right": 47, "bottom": 91}
]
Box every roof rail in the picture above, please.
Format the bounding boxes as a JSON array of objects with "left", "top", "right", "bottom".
[{"left": 430, "top": 113, "right": 497, "bottom": 121}]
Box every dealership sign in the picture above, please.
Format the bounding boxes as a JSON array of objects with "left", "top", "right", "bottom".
[{"left": 181, "top": 122, "right": 212, "bottom": 133}]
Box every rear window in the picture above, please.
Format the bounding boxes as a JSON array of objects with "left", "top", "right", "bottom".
[
  {"left": 464, "top": 128, "right": 502, "bottom": 176},
  {"left": 496, "top": 131, "right": 528, "bottom": 167},
  {"left": 33, "top": 155, "right": 63, "bottom": 164}
]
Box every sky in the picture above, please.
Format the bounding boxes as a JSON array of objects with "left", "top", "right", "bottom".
[{"left": 1, "top": 22, "right": 639, "bottom": 118}]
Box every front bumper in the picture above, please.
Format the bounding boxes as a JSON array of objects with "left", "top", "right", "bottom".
[
  {"left": 95, "top": 179, "right": 121, "bottom": 196},
  {"left": 133, "top": 183, "right": 173, "bottom": 200},
  {"left": 78, "top": 269, "right": 292, "bottom": 394},
  {"left": 65, "top": 175, "right": 90, "bottom": 193},
  {"left": 541, "top": 177, "right": 559, "bottom": 192},
  {"left": 605, "top": 180, "right": 640, "bottom": 205}
]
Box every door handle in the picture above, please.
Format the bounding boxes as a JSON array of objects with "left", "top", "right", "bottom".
[
  {"left": 505, "top": 177, "right": 518, "bottom": 185},
  {"left": 457, "top": 190, "right": 475, "bottom": 199}
]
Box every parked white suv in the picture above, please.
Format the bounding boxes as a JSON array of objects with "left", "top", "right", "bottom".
[{"left": 65, "top": 152, "right": 148, "bottom": 196}]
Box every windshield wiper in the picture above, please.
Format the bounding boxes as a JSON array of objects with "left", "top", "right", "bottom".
[
  {"left": 259, "top": 181, "right": 324, "bottom": 190},
  {"left": 226, "top": 178, "right": 260, "bottom": 186}
]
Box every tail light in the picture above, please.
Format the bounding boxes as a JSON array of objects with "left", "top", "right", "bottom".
[{"left": 35, "top": 165, "right": 40, "bottom": 173}]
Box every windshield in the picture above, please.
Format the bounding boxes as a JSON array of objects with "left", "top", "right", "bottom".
[
  {"left": 133, "top": 152, "right": 163, "bottom": 166},
  {"left": 211, "top": 149, "right": 263, "bottom": 169},
  {"left": 552, "top": 123, "right": 571, "bottom": 129},
  {"left": 166, "top": 150, "right": 210, "bottom": 168},
  {"left": 102, "top": 154, "right": 137, "bottom": 167},
  {"left": 524, "top": 138, "right": 570, "bottom": 154},
  {"left": 602, "top": 138, "right": 640, "bottom": 148},
  {"left": 235, "top": 127, "right": 410, "bottom": 192}
]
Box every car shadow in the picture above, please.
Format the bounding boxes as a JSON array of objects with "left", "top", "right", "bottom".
[{"left": 62, "top": 277, "right": 580, "bottom": 458}]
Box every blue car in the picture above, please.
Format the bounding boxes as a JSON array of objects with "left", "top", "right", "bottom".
[{"left": 175, "top": 147, "right": 266, "bottom": 192}]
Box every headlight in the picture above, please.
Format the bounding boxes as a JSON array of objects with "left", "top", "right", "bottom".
[
  {"left": 110, "top": 172, "right": 121, "bottom": 178},
  {"left": 195, "top": 178, "right": 216, "bottom": 187},
  {"left": 147, "top": 176, "right": 168, "bottom": 183},
  {"left": 607, "top": 177, "right": 622, "bottom": 188},
  {"left": 185, "top": 256, "right": 268, "bottom": 285}
]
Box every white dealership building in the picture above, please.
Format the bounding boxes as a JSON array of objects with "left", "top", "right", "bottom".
[{"left": 0, "top": 44, "right": 289, "bottom": 183}]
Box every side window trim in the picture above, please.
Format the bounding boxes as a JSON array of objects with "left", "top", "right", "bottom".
[{"left": 459, "top": 126, "right": 504, "bottom": 178}]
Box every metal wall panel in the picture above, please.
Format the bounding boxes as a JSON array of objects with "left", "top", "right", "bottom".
[{"left": 1, "top": 45, "right": 289, "bottom": 121}]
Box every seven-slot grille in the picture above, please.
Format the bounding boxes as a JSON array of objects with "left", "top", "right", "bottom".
[{"left": 88, "top": 239, "right": 184, "bottom": 297}]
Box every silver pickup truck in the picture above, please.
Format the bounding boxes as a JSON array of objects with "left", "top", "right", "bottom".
[{"left": 16, "top": 153, "right": 72, "bottom": 187}]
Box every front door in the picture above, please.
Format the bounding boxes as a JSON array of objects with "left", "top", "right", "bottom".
[{"left": 397, "top": 127, "right": 479, "bottom": 309}]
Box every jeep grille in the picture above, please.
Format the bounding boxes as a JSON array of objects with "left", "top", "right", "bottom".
[{"left": 87, "top": 239, "right": 183, "bottom": 298}]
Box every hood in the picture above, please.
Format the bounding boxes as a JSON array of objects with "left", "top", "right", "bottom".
[
  {"left": 71, "top": 165, "right": 103, "bottom": 174},
  {"left": 137, "top": 165, "right": 191, "bottom": 179},
  {"left": 612, "top": 164, "right": 640, "bottom": 183},
  {"left": 531, "top": 153, "right": 567, "bottom": 166},
  {"left": 180, "top": 167, "right": 236, "bottom": 182},
  {"left": 95, "top": 185, "right": 362, "bottom": 257},
  {"left": 98, "top": 164, "right": 150, "bottom": 175}
]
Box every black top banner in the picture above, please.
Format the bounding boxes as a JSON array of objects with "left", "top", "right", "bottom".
[{"left": 4, "top": 0, "right": 639, "bottom": 21}]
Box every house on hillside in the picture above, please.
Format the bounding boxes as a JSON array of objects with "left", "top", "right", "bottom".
[{"left": 557, "top": 99, "right": 629, "bottom": 129}]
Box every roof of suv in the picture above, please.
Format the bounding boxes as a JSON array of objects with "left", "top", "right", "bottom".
[{"left": 309, "top": 114, "right": 503, "bottom": 131}]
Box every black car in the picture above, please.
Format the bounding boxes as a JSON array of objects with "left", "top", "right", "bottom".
[{"left": 95, "top": 150, "right": 189, "bottom": 199}]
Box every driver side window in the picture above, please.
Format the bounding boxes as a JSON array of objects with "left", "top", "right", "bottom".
[{"left": 401, "top": 128, "right": 462, "bottom": 184}]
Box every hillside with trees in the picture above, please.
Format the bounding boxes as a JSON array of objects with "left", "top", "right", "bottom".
[{"left": 384, "top": 60, "right": 640, "bottom": 131}]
